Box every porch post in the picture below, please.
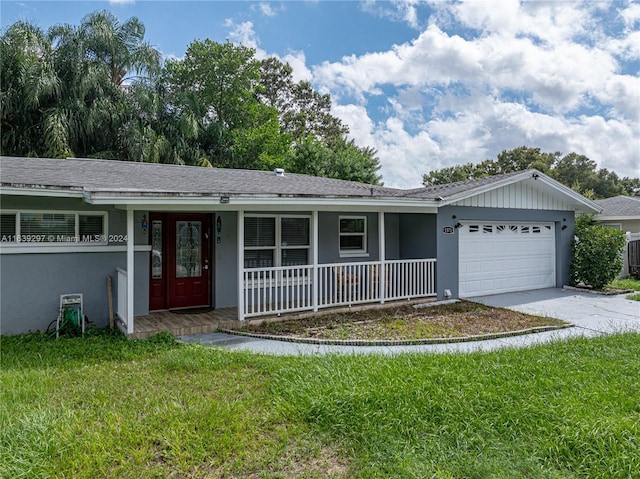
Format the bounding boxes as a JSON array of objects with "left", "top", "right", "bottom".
[
  {"left": 237, "top": 210, "right": 245, "bottom": 321},
  {"left": 379, "top": 210, "right": 386, "bottom": 304},
  {"left": 312, "top": 210, "right": 319, "bottom": 312},
  {"left": 126, "top": 209, "right": 135, "bottom": 335}
]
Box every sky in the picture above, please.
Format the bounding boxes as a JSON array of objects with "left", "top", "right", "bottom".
[{"left": 2, "top": 0, "right": 639, "bottom": 188}]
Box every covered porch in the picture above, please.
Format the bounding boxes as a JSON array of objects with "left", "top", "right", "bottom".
[{"left": 114, "top": 208, "right": 438, "bottom": 338}]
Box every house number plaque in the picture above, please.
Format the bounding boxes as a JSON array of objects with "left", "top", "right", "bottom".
[{"left": 442, "top": 226, "right": 454, "bottom": 234}]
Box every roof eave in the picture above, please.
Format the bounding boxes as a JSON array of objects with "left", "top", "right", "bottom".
[
  {"left": 536, "top": 174, "right": 602, "bottom": 213},
  {"left": 0, "top": 185, "right": 85, "bottom": 198},
  {"left": 596, "top": 215, "right": 640, "bottom": 221},
  {"left": 84, "top": 191, "right": 440, "bottom": 211}
]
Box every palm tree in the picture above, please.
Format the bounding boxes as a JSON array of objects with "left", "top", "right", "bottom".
[
  {"left": 79, "top": 10, "right": 161, "bottom": 86},
  {"left": 0, "top": 22, "right": 63, "bottom": 156}
]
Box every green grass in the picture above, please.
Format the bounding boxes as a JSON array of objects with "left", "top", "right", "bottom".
[
  {"left": 2, "top": 330, "right": 640, "bottom": 478},
  {"left": 609, "top": 278, "right": 640, "bottom": 291},
  {"left": 626, "top": 292, "right": 640, "bottom": 301},
  {"left": 609, "top": 278, "right": 640, "bottom": 300}
]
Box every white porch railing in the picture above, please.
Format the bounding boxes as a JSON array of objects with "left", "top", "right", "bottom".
[
  {"left": 243, "top": 259, "right": 436, "bottom": 319},
  {"left": 115, "top": 267, "right": 128, "bottom": 329},
  {"left": 244, "top": 265, "right": 314, "bottom": 317}
]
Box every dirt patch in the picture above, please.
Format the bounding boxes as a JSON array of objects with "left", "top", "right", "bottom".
[{"left": 239, "top": 301, "right": 568, "bottom": 341}]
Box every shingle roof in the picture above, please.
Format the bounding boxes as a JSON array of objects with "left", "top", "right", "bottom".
[
  {"left": 593, "top": 195, "right": 640, "bottom": 218},
  {"left": 399, "top": 170, "right": 527, "bottom": 199},
  {"left": 0, "top": 156, "right": 403, "bottom": 198},
  {"left": 0, "top": 157, "right": 600, "bottom": 213}
]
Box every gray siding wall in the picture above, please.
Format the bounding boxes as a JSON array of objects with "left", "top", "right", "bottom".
[
  {"left": 213, "top": 211, "right": 238, "bottom": 308},
  {"left": 318, "top": 211, "right": 380, "bottom": 263},
  {"left": 436, "top": 206, "right": 575, "bottom": 300},
  {"left": 399, "top": 213, "right": 437, "bottom": 259},
  {"left": 385, "top": 213, "right": 400, "bottom": 260},
  {"left": 0, "top": 195, "right": 151, "bottom": 334},
  {"left": 0, "top": 251, "right": 148, "bottom": 334}
]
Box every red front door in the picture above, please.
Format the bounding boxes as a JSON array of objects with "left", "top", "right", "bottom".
[{"left": 149, "top": 213, "right": 211, "bottom": 310}]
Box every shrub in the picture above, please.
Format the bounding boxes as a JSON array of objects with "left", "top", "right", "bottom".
[{"left": 571, "top": 215, "right": 626, "bottom": 289}]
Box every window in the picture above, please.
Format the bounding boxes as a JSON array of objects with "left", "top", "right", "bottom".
[
  {"left": 339, "top": 216, "right": 367, "bottom": 256},
  {"left": 281, "top": 217, "right": 309, "bottom": 266},
  {"left": 244, "top": 215, "right": 310, "bottom": 268},
  {"left": 0, "top": 211, "right": 107, "bottom": 244},
  {"left": 603, "top": 223, "right": 622, "bottom": 230},
  {"left": 0, "top": 214, "right": 17, "bottom": 241},
  {"left": 151, "top": 220, "right": 163, "bottom": 279}
]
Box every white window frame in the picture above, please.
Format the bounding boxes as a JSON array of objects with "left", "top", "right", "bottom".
[
  {"left": 339, "top": 215, "right": 368, "bottom": 258},
  {"left": 0, "top": 210, "right": 109, "bottom": 246},
  {"left": 244, "top": 214, "right": 311, "bottom": 268}
]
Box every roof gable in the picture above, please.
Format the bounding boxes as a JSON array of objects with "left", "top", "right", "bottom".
[{"left": 402, "top": 170, "right": 600, "bottom": 213}]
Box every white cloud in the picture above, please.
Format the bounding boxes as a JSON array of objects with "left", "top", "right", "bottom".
[
  {"left": 257, "top": 2, "right": 276, "bottom": 17},
  {"left": 225, "top": 19, "right": 312, "bottom": 82},
  {"left": 281, "top": 51, "right": 312, "bottom": 82},
  {"left": 108, "top": 0, "right": 135, "bottom": 4},
  {"left": 620, "top": 2, "right": 640, "bottom": 29},
  {"left": 312, "top": 1, "right": 640, "bottom": 186},
  {"left": 226, "top": 20, "right": 260, "bottom": 51},
  {"left": 361, "top": 0, "right": 422, "bottom": 29}
]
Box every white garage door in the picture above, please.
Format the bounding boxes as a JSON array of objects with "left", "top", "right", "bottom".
[{"left": 459, "top": 222, "right": 555, "bottom": 297}]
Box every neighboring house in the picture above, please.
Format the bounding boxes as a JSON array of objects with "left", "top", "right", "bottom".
[
  {"left": 0, "top": 156, "right": 600, "bottom": 336},
  {"left": 593, "top": 195, "right": 640, "bottom": 233},
  {"left": 593, "top": 195, "right": 640, "bottom": 279}
]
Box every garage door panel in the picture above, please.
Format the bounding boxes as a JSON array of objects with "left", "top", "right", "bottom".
[{"left": 459, "top": 222, "right": 555, "bottom": 297}]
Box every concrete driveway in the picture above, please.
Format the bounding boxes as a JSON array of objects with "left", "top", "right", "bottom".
[
  {"left": 179, "top": 288, "right": 640, "bottom": 355},
  {"left": 472, "top": 288, "right": 640, "bottom": 335}
]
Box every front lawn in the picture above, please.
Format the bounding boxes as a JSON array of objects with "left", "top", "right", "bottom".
[
  {"left": 609, "top": 278, "right": 640, "bottom": 301},
  {"left": 241, "top": 301, "right": 567, "bottom": 341},
  {"left": 609, "top": 278, "right": 640, "bottom": 291},
  {"left": 2, "top": 331, "right": 639, "bottom": 478}
]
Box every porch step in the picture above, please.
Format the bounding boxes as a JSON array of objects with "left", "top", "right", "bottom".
[{"left": 125, "top": 307, "right": 241, "bottom": 340}]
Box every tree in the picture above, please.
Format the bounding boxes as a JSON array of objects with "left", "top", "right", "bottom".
[
  {"left": 288, "top": 136, "right": 382, "bottom": 185},
  {"left": 422, "top": 146, "right": 638, "bottom": 198},
  {"left": 164, "top": 40, "right": 290, "bottom": 168},
  {"left": 1, "top": 13, "right": 160, "bottom": 159},
  {"left": 422, "top": 162, "right": 483, "bottom": 185},
  {"left": 2, "top": 15, "right": 383, "bottom": 184},
  {"left": 1, "top": 22, "right": 62, "bottom": 156},
  {"left": 78, "top": 10, "right": 161, "bottom": 86},
  {"left": 259, "top": 58, "right": 348, "bottom": 145},
  {"left": 571, "top": 215, "right": 626, "bottom": 289}
]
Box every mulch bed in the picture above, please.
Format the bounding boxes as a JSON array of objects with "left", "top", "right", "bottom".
[{"left": 237, "top": 301, "right": 568, "bottom": 341}]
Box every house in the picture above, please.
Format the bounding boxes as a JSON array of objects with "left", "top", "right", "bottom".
[
  {"left": 0, "top": 156, "right": 600, "bottom": 336},
  {"left": 593, "top": 195, "right": 640, "bottom": 234},
  {"left": 593, "top": 195, "right": 640, "bottom": 278}
]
